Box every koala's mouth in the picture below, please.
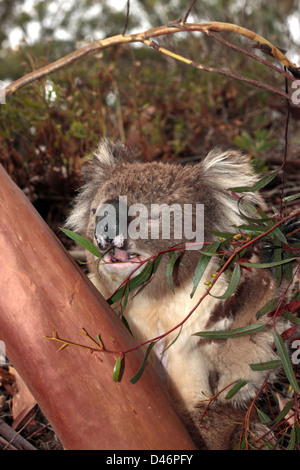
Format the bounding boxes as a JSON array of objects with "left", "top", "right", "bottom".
[
  {"left": 100, "top": 247, "right": 148, "bottom": 280},
  {"left": 104, "top": 247, "right": 142, "bottom": 264}
]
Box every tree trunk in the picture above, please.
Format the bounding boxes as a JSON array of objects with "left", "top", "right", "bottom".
[{"left": 0, "top": 164, "right": 196, "bottom": 450}]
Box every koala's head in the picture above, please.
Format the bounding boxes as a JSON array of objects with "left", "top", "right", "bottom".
[{"left": 66, "top": 139, "right": 263, "bottom": 293}]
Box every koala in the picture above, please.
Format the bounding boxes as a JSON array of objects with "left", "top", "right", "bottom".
[{"left": 65, "top": 139, "right": 297, "bottom": 450}]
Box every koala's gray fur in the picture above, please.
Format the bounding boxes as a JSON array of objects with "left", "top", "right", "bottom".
[{"left": 66, "top": 139, "right": 292, "bottom": 449}]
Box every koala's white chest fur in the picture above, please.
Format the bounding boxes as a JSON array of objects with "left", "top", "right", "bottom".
[
  {"left": 91, "top": 264, "right": 232, "bottom": 408},
  {"left": 127, "top": 288, "right": 215, "bottom": 406}
]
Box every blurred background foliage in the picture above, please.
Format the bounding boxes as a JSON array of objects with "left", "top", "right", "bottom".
[{"left": 0, "top": 0, "right": 299, "bottom": 230}]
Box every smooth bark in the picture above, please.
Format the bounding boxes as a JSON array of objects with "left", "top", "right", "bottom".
[{"left": 0, "top": 164, "right": 196, "bottom": 450}]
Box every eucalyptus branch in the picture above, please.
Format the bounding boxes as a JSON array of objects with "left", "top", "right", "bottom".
[
  {"left": 122, "top": 0, "right": 130, "bottom": 36},
  {"left": 143, "top": 38, "right": 291, "bottom": 101},
  {"left": 181, "top": 0, "right": 197, "bottom": 23},
  {"left": 205, "top": 30, "right": 296, "bottom": 82},
  {"left": 44, "top": 328, "right": 122, "bottom": 356},
  {"left": 4, "top": 22, "right": 299, "bottom": 100}
]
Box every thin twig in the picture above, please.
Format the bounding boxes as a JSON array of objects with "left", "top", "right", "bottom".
[
  {"left": 206, "top": 30, "right": 297, "bottom": 82},
  {"left": 182, "top": 0, "right": 197, "bottom": 23},
  {"left": 144, "top": 38, "right": 291, "bottom": 101},
  {"left": 122, "top": 0, "right": 130, "bottom": 36}
]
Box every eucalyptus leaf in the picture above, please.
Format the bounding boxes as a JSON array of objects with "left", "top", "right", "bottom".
[
  {"left": 256, "top": 408, "right": 272, "bottom": 424},
  {"left": 234, "top": 224, "right": 269, "bottom": 233},
  {"left": 275, "top": 400, "right": 295, "bottom": 423},
  {"left": 249, "top": 360, "right": 282, "bottom": 371},
  {"left": 252, "top": 171, "right": 279, "bottom": 191},
  {"left": 208, "top": 229, "right": 235, "bottom": 239},
  {"left": 193, "top": 322, "right": 267, "bottom": 339},
  {"left": 166, "top": 250, "right": 183, "bottom": 292},
  {"left": 283, "top": 193, "right": 300, "bottom": 203},
  {"left": 228, "top": 170, "right": 278, "bottom": 193},
  {"left": 113, "top": 356, "right": 122, "bottom": 382},
  {"left": 274, "top": 331, "right": 300, "bottom": 393},
  {"left": 239, "top": 258, "right": 296, "bottom": 269},
  {"left": 107, "top": 255, "right": 163, "bottom": 305},
  {"left": 256, "top": 297, "right": 280, "bottom": 319},
  {"left": 190, "top": 241, "right": 220, "bottom": 298},
  {"left": 283, "top": 310, "right": 300, "bottom": 325},
  {"left": 215, "top": 262, "right": 241, "bottom": 299},
  {"left": 60, "top": 227, "right": 102, "bottom": 258},
  {"left": 287, "top": 425, "right": 296, "bottom": 450},
  {"left": 130, "top": 341, "right": 157, "bottom": 384},
  {"left": 225, "top": 379, "right": 248, "bottom": 399}
]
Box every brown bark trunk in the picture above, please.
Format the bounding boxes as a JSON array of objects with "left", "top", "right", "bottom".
[{"left": 0, "top": 165, "right": 196, "bottom": 450}]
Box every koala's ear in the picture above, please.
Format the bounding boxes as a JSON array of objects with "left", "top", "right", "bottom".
[
  {"left": 91, "top": 138, "right": 135, "bottom": 171},
  {"left": 199, "top": 149, "right": 258, "bottom": 191},
  {"left": 65, "top": 139, "right": 133, "bottom": 234},
  {"left": 196, "top": 149, "right": 265, "bottom": 225}
]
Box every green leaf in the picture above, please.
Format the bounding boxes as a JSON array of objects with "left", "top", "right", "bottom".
[
  {"left": 274, "top": 331, "right": 300, "bottom": 393},
  {"left": 120, "top": 315, "right": 133, "bottom": 335},
  {"left": 283, "top": 193, "right": 300, "bottom": 203},
  {"left": 228, "top": 170, "right": 278, "bottom": 193},
  {"left": 198, "top": 242, "right": 222, "bottom": 258},
  {"left": 190, "top": 241, "right": 220, "bottom": 298},
  {"left": 256, "top": 408, "right": 272, "bottom": 424},
  {"left": 249, "top": 360, "right": 282, "bottom": 371},
  {"left": 271, "top": 227, "right": 287, "bottom": 245},
  {"left": 237, "top": 209, "right": 272, "bottom": 225},
  {"left": 152, "top": 253, "right": 163, "bottom": 274},
  {"left": 120, "top": 282, "right": 129, "bottom": 313},
  {"left": 256, "top": 297, "right": 280, "bottom": 319},
  {"left": 234, "top": 224, "right": 270, "bottom": 233},
  {"left": 283, "top": 310, "right": 300, "bottom": 325},
  {"left": 283, "top": 249, "right": 293, "bottom": 281},
  {"left": 225, "top": 380, "right": 248, "bottom": 399},
  {"left": 193, "top": 323, "right": 267, "bottom": 339},
  {"left": 162, "top": 326, "right": 182, "bottom": 353},
  {"left": 239, "top": 258, "right": 296, "bottom": 269},
  {"left": 130, "top": 342, "right": 157, "bottom": 384},
  {"left": 275, "top": 400, "right": 295, "bottom": 422},
  {"left": 228, "top": 185, "right": 253, "bottom": 193},
  {"left": 113, "top": 356, "right": 122, "bottom": 382},
  {"left": 215, "top": 262, "right": 241, "bottom": 299},
  {"left": 208, "top": 229, "right": 234, "bottom": 240},
  {"left": 287, "top": 425, "right": 296, "bottom": 450},
  {"left": 252, "top": 171, "right": 279, "bottom": 192},
  {"left": 107, "top": 255, "right": 163, "bottom": 305},
  {"left": 295, "top": 423, "right": 300, "bottom": 443},
  {"left": 166, "top": 250, "right": 183, "bottom": 292},
  {"left": 60, "top": 227, "right": 102, "bottom": 258}
]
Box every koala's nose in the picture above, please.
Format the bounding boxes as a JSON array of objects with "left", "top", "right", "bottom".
[{"left": 94, "top": 200, "right": 128, "bottom": 250}]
